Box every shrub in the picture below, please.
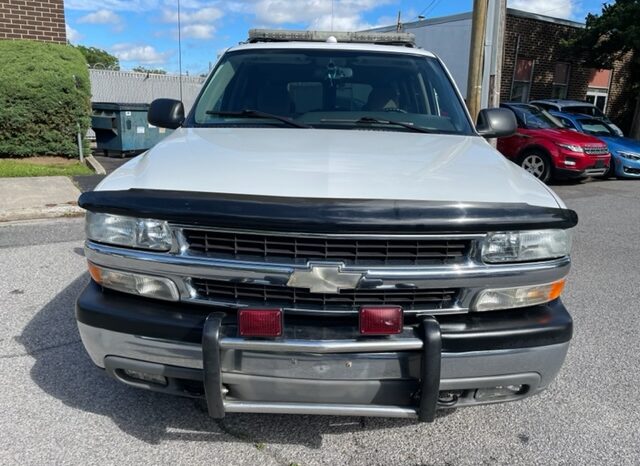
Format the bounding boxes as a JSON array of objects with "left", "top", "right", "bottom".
[{"left": 0, "top": 40, "right": 91, "bottom": 158}]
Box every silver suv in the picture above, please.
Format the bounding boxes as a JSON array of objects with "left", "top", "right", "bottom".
[{"left": 76, "top": 30, "right": 575, "bottom": 422}]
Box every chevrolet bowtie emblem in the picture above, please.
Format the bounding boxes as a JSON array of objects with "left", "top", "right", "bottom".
[{"left": 287, "top": 264, "right": 364, "bottom": 294}]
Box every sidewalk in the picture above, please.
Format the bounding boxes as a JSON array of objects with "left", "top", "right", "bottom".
[{"left": 0, "top": 176, "right": 83, "bottom": 222}]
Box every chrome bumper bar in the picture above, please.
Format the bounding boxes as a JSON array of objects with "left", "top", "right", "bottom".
[{"left": 85, "top": 241, "right": 571, "bottom": 314}]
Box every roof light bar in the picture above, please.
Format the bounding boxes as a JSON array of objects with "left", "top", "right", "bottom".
[{"left": 248, "top": 29, "right": 416, "bottom": 47}]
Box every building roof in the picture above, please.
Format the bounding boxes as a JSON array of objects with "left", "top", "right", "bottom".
[{"left": 369, "top": 8, "right": 584, "bottom": 32}]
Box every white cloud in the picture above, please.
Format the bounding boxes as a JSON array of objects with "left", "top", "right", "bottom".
[
  {"left": 160, "top": 5, "right": 223, "bottom": 40},
  {"left": 508, "top": 0, "right": 578, "bottom": 20},
  {"left": 181, "top": 24, "right": 216, "bottom": 39},
  {"left": 65, "top": 24, "right": 83, "bottom": 43},
  {"left": 66, "top": 0, "right": 158, "bottom": 11},
  {"left": 227, "top": 0, "right": 393, "bottom": 31},
  {"left": 111, "top": 43, "right": 171, "bottom": 64},
  {"left": 162, "top": 6, "right": 223, "bottom": 24},
  {"left": 77, "top": 9, "right": 122, "bottom": 25}
]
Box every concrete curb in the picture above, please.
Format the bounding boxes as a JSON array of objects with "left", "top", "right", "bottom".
[
  {"left": 0, "top": 176, "right": 83, "bottom": 223},
  {"left": 85, "top": 155, "right": 107, "bottom": 175},
  {"left": 0, "top": 204, "right": 84, "bottom": 223}
]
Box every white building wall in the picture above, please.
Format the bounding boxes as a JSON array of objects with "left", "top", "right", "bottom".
[
  {"left": 369, "top": 13, "right": 473, "bottom": 99},
  {"left": 89, "top": 70, "right": 206, "bottom": 113}
]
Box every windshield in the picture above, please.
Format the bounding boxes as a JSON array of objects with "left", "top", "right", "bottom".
[
  {"left": 578, "top": 118, "right": 617, "bottom": 137},
  {"left": 190, "top": 49, "right": 474, "bottom": 135},
  {"left": 564, "top": 105, "right": 606, "bottom": 119},
  {"left": 508, "top": 105, "right": 564, "bottom": 130}
]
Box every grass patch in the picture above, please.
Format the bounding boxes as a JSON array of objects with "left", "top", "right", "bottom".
[{"left": 0, "top": 158, "right": 92, "bottom": 177}]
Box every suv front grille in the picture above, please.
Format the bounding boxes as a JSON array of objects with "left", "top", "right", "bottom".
[
  {"left": 182, "top": 229, "right": 471, "bottom": 266},
  {"left": 190, "top": 278, "right": 458, "bottom": 311},
  {"left": 584, "top": 146, "right": 609, "bottom": 156}
]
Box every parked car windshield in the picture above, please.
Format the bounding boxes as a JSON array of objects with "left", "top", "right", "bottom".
[
  {"left": 564, "top": 105, "right": 606, "bottom": 119},
  {"left": 508, "top": 105, "right": 563, "bottom": 130},
  {"left": 577, "top": 118, "right": 617, "bottom": 137},
  {"left": 191, "top": 49, "right": 474, "bottom": 135}
]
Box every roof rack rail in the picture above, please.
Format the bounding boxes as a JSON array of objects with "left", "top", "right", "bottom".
[{"left": 247, "top": 29, "right": 416, "bottom": 47}]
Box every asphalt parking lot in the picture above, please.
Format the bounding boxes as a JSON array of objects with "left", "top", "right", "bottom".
[{"left": 1, "top": 179, "right": 639, "bottom": 465}]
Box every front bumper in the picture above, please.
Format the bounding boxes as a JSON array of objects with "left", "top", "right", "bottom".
[
  {"left": 555, "top": 154, "right": 610, "bottom": 178},
  {"left": 614, "top": 154, "right": 640, "bottom": 178},
  {"left": 76, "top": 283, "right": 572, "bottom": 420}
]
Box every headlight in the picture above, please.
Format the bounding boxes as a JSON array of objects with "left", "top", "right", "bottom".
[
  {"left": 482, "top": 229, "right": 571, "bottom": 263},
  {"left": 557, "top": 143, "right": 583, "bottom": 153},
  {"left": 474, "top": 280, "right": 565, "bottom": 312},
  {"left": 618, "top": 151, "right": 640, "bottom": 161},
  {"left": 88, "top": 262, "right": 179, "bottom": 301},
  {"left": 86, "top": 212, "right": 173, "bottom": 251}
]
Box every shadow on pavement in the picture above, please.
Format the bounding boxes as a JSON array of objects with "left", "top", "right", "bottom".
[{"left": 18, "top": 276, "right": 454, "bottom": 448}]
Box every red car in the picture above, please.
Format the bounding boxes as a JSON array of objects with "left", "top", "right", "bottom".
[{"left": 498, "top": 103, "right": 610, "bottom": 183}]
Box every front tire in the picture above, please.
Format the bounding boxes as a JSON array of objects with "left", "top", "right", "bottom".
[{"left": 520, "top": 152, "right": 552, "bottom": 183}]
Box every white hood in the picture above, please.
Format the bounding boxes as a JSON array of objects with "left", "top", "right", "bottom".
[{"left": 97, "top": 127, "right": 561, "bottom": 208}]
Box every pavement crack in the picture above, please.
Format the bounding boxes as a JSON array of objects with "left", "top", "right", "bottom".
[{"left": 0, "top": 339, "right": 81, "bottom": 359}]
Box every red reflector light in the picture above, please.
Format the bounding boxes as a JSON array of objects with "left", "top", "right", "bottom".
[
  {"left": 359, "top": 307, "right": 403, "bottom": 335},
  {"left": 238, "top": 309, "right": 283, "bottom": 337}
]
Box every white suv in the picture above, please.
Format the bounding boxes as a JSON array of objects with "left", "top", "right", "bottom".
[{"left": 77, "top": 30, "right": 576, "bottom": 422}]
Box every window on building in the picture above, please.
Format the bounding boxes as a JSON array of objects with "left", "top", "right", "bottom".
[
  {"left": 511, "top": 58, "right": 534, "bottom": 102},
  {"left": 586, "top": 69, "right": 612, "bottom": 112},
  {"left": 552, "top": 63, "right": 570, "bottom": 99}
]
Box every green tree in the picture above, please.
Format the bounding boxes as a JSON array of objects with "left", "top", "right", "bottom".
[
  {"left": 567, "top": 0, "right": 639, "bottom": 72},
  {"left": 132, "top": 66, "right": 167, "bottom": 74},
  {"left": 565, "top": 0, "right": 640, "bottom": 134},
  {"left": 74, "top": 45, "right": 120, "bottom": 70}
]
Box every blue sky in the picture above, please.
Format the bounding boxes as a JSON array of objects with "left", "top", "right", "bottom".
[{"left": 64, "top": 0, "right": 607, "bottom": 75}]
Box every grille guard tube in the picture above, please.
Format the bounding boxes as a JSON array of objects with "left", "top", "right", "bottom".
[
  {"left": 200, "top": 312, "right": 443, "bottom": 422},
  {"left": 78, "top": 189, "right": 578, "bottom": 234}
]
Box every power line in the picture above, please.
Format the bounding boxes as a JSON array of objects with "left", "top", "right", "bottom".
[
  {"left": 416, "top": 0, "right": 443, "bottom": 19},
  {"left": 423, "top": 0, "right": 443, "bottom": 18},
  {"left": 417, "top": 0, "right": 437, "bottom": 18}
]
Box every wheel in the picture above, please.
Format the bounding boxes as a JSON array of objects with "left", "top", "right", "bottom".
[{"left": 520, "top": 152, "right": 552, "bottom": 183}]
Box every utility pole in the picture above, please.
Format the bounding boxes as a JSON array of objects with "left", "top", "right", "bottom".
[
  {"left": 466, "top": 0, "right": 489, "bottom": 122},
  {"left": 396, "top": 11, "right": 402, "bottom": 32},
  {"left": 489, "top": 0, "right": 506, "bottom": 109}
]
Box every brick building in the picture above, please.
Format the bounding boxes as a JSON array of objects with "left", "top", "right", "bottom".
[
  {"left": 0, "top": 0, "right": 66, "bottom": 43},
  {"left": 501, "top": 9, "right": 635, "bottom": 133},
  {"left": 373, "top": 7, "right": 637, "bottom": 134}
]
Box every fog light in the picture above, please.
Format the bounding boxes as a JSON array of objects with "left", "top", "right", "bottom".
[
  {"left": 359, "top": 306, "right": 403, "bottom": 335},
  {"left": 88, "top": 262, "right": 179, "bottom": 301},
  {"left": 564, "top": 158, "right": 577, "bottom": 166},
  {"left": 238, "top": 308, "right": 283, "bottom": 337},
  {"left": 122, "top": 369, "right": 167, "bottom": 386},
  {"left": 475, "top": 384, "right": 526, "bottom": 401},
  {"left": 473, "top": 279, "right": 565, "bottom": 312}
]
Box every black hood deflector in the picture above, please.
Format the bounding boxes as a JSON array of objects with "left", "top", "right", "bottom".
[{"left": 79, "top": 189, "right": 578, "bottom": 234}]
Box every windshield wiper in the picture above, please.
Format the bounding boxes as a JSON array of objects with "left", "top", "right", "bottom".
[
  {"left": 320, "top": 116, "right": 436, "bottom": 134},
  {"left": 205, "top": 109, "right": 311, "bottom": 128}
]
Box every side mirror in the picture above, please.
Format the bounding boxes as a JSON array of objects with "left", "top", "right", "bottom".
[
  {"left": 476, "top": 108, "right": 517, "bottom": 138},
  {"left": 148, "top": 98, "right": 185, "bottom": 129}
]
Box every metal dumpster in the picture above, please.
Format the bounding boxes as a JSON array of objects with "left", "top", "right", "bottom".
[{"left": 91, "top": 102, "right": 172, "bottom": 157}]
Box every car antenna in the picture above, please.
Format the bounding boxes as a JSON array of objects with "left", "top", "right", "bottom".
[{"left": 177, "top": 0, "right": 184, "bottom": 102}]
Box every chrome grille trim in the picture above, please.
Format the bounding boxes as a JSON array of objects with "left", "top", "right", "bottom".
[
  {"left": 85, "top": 240, "right": 571, "bottom": 315},
  {"left": 178, "top": 226, "right": 476, "bottom": 266},
  {"left": 583, "top": 146, "right": 609, "bottom": 156},
  {"left": 190, "top": 277, "right": 458, "bottom": 311}
]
